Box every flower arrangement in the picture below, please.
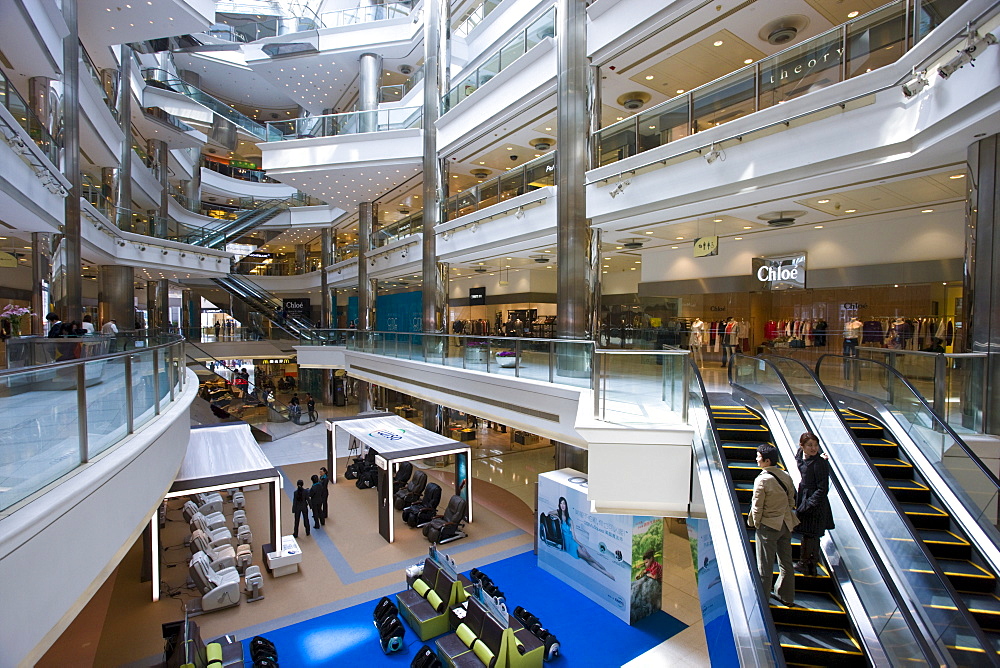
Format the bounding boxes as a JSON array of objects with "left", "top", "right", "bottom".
[
  {"left": 496, "top": 350, "right": 517, "bottom": 357},
  {"left": 465, "top": 339, "right": 489, "bottom": 348},
  {"left": 0, "top": 304, "right": 32, "bottom": 336}
]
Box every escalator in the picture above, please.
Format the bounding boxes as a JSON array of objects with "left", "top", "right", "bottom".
[
  {"left": 190, "top": 198, "right": 288, "bottom": 249},
  {"left": 838, "top": 407, "right": 1000, "bottom": 654},
  {"left": 711, "top": 403, "right": 868, "bottom": 666},
  {"left": 211, "top": 274, "right": 315, "bottom": 339}
]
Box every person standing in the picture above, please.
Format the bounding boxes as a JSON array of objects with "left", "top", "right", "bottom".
[
  {"left": 81, "top": 315, "right": 95, "bottom": 334},
  {"left": 214, "top": 321, "right": 221, "bottom": 339},
  {"left": 292, "top": 479, "right": 311, "bottom": 538},
  {"left": 309, "top": 474, "right": 325, "bottom": 528},
  {"left": 46, "top": 312, "right": 62, "bottom": 338},
  {"left": 101, "top": 319, "right": 118, "bottom": 335},
  {"left": 307, "top": 394, "right": 317, "bottom": 422},
  {"left": 319, "top": 466, "right": 330, "bottom": 521},
  {"left": 748, "top": 444, "right": 797, "bottom": 607},
  {"left": 795, "top": 433, "right": 834, "bottom": 576}
]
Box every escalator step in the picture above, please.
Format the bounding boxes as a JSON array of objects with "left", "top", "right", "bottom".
[
  {"left": 939, "top": 559, "right": 998, "bottom": 593},
  {"left": 770, "top": 591, "right": 847, "bottom": 628},
  {"left": 838, "top": 410, "right": 870, "bottom": 422},
  {"left": 900, "top": 502, "right": 951, "bottom": 530},
  {"left": 776, "top": 625, "right": 864, "bottom": 666},
  {"left": 917, "top": 528, "right": 972, "bottom": 560},
  {"left": 727, "top": 461, "right": 765, "bottom": 481},
  {"left": 848, "top": 422, "right": 885, "bottom": 437},
  {"left": 716, "top": 423, "right": 771, "bottom": 439},
  {"left": 886, "top": 479, "right": 932, "bottom": 503},
  {"left": 856, "top": 437, "right": 900, "bottom": 458},
  {"left": 721, "top": 442, "right": 769, "bottom": 461},
  {"left": 870, "top": 457, "right": 914, "bottom": 479},
  {"left": 967, "top": 595, "right": 1000, "bottom": 631}
]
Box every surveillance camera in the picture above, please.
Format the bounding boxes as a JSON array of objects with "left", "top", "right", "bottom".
[{"left": 510, "top": 154, "right": 518, "bottom": 161}]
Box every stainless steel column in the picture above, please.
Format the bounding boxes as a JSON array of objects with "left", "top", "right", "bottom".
[
  {"left": 295, "top": 244, "right": 307, "bottom": 273},
  {"left": 156, "top": 279, "right": 171, "bottom": 333},
  {"left": 114, "top": 45, "right": 133, "bottom": 229},
  {"left": 148, "top": 138, "right": 169, "bottom": 238},
  {"left": 182, "top": 166, "right": 201, "bottom": 212},
  {"left": 98, "top": 265, "right": 135, "bottom": 329},
  {"left": 556, "top": 0, "right": 592, "bottom": 340},
  {"left": 58, "top": 0, "right": 82, "bottom": 323},
  {"left": 146, "top": 281, "right": 158, "bottom": 332},
  {"left": 321, "top": 228, "right": 332, "bottom": 328},
  {"left": 964, "top": 135, "right": 1000, "bottom": 433},
  {"left": 359, "top": 52, "right": 383, "bottom": 134},
  {"left": 358, "top": 202, "right": 376, "bottom": 330},
  {"left": 422, "top": 0, "right": 450, "bottom": 333},
  {"left": 31, "top": 233, "right": 52, "bottom": 335},
  {"left": 181, "top": 288, "right": 199, "bottom": 341}
]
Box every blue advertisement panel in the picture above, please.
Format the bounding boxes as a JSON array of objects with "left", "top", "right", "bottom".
[
  {"left": 538, "top": 469, "right": 663, "bottom": 624},
  {"left": 687, "top": 518, "right": 738, "bottom": 664}
]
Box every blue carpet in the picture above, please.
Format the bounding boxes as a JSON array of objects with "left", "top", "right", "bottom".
[{"left": 242, "top": 550, "right": 688, "bottom": 666}]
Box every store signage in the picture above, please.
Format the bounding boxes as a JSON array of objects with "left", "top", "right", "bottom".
[
  {"left": 710, "top": 306, "right": 727, "bottom": 312},
  {"left": 842, "top": 302, "right": 867, "bottom": 310},
  {"left": 0, "top": 252, "right": 16, "bottom": 268},
  {"left": 283, "top": 298, "right": 310, "bottom": 315},
  {"left": 693, "top": 236, "right": 719, "bottom": 258},
  {"left": 202, "top": 308, "right": 222, "bottom": 313},
  {"left": 752, "top": 253, "right": 806, "bottom": 290},
  {"left": 469, "top": 287, "right": 486, "bottom": 305}
]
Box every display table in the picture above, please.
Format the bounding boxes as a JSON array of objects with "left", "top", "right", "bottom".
[
  {"left": 450, "top": 427, "right": 476, "bottom": 442},
  {"left": 265, "top": 535, "right": 302, "bottom": 576},
  {"left": 394, "top": 405, "right": 418, "bottom": 418}
]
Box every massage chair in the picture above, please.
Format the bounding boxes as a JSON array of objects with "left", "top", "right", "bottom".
[
  {"left": 393, "top": 461, "right": 414, "bottom": 492},
  {"left": 191, "top": 529, "right": 253, "bottom": 573},
  {"left": 402, "top": 483, "right": 442, "bottom": 528},
  {"left": 189, "top": 552, "right": 241, "bottom": 612},
  {"left": 345, "top": 447, "right": 378, "bottom": 480},
  {"left": 423, "top": 495, "right": 468, "bottom": 544},
  {"left": 190, "top": 513, "right": 234, "bottom": 547},
  {"left": 183, "top": 501, "right": 226, "bottom": 528},
  {"left": 394, "top": 469, "right": 427, "bottom": 509}
]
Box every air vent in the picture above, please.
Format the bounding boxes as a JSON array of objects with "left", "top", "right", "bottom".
[
  {"left": 530, "top": 255, "right": 550, "bottom": 264},
  {"left": 616, "top": 91, "right": 651, "bottom": 111},
  {"left": 619, "top": 238, "right": 644, "bottom": 249},
  {"left": 759, "top": 16, "right": 809, "bottom": 47},
  {"left": 529, "top": 137, "right": 555, "bottom": 151},
  {"left": 767, "top": 217, "right": 796, "bottom": 227}
]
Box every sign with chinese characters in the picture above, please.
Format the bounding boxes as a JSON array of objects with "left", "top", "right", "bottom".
[
  {"left": 752, "top": 253, "right": 807, "bottom": 290},
  {"left": 693, "top": 236, "right": 719, "bottom": 257}
]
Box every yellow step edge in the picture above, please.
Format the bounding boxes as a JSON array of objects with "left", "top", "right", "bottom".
[{"left": 903, "top": 505, "right": 949, "bottom": 516}]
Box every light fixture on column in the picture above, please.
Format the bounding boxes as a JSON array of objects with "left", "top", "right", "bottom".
[
  {"left": 162, "top": 249, "right": 168, "bottom": 255},
  {"left": 939, "top": 30, "right": 997, "bottom": 79},
  {"left": 902, "top": 69, "right": 929, "bottom": 97},
  {"left": 515, "top": 206, "right": 525, "bottom": 219},
  {"left": 609, "top": 175, "right": 630, "bottom": 198},
  {"left": 703, "top": 143, "right": 724, "bottom": 164}
]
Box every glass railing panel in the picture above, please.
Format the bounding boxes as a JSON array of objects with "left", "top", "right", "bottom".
[
  {"left": 526, "top": 9, "right": 556, "bottom": 48},
  {"left": 379, "top": 84, "right": 405, "bottom": 103},
  {"left": 266, "top": 107, "right": 420, "bottom": 140},
  {"left": 594, "top": 120, "right": 637, "bottom": 167},
  {"left": 758, "top": 27, "right": 844, "bottom": 110},
  {"left": 526, "top": 155, "right": 555, "bottom": 188},
  {"left": 479, "top": 53, "right": 501, "bottom": 88},
  {"left": 0, "top": 68, "right": 60, "bottom": 163},
  {"left": 691, "top": 70, "right": 755, "bottom": 134},
  {"left": 499, "top": 167, "right": 524, "bottom": 201},
  {"left": 946, "top": 355, "right": 984, "bottom": 432},
  {"left": 846, "top": 3, "right": 906, "bottom": 79},
  {"left": 499, "top": 34, "right": 527, "bottom": 70},
  {"left": 479, "top": 181, "right": 500, "bottom": 208},
  {"left": 86, "top": 355, "right": 129, "bottom": 458},
  {"left": 595, "top": 351, "right": 688, "bottom": 424},
  {"left": 915, "top": 0, "right": 963, "bottom": 40},
  {"left": 455, "top": 191, "right": 478, "bottom": 217},
  {"left": 131, "top": 348, "right": 157, "bottom": 430}
]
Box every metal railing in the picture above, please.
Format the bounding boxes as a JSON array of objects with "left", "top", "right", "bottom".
[
  {"left": 211, "top": 2, "right": 412, "bottom": 42},
  {"left": 375, "top": 210, "right": 423, "bottom": 246},
  {"left": 202, "top": 157, "right": 278, "bottom": 183},
  {"left": 265, "top": 106, "right": 422, "bottom": 140},
  {"left": 442, "top": 7, "right": 556, "bottom": 113},
  {"left": 379, "top": 66, "right": 424, "bottom": 103},
  {"left": 0, "top": 335, "right": 186, "bottom": 514},
  {"left": 0, "top": 66, "right": 60, "bottom": 164},
  {"left": 442, "top": 152, "right": 555, "bottom": 221},
  {"left": 592, "top": 0, "right": 960, "bottom": 167},
  {"left": 453, "top": 0, "right": 506, "bottom": 37}
]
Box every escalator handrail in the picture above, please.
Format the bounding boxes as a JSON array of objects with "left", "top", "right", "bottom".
[
  {"left": 688, "top": 358, "right": 786, "bottom": 667},
  {"left": 814, "top": 352, "right": 1000, "bottom": 489},
  {"left": 226, "top": 274, "right": 317, "bottom": 329},
  {"left": 751, "top": 353, "right": 994, "bottom": 663},
  {"left": 209, "top": 278, "right": 302, "bottom": 339}
]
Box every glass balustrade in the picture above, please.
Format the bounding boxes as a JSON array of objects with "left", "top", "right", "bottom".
[
  {"left": 442, "top": 8, "right": 556, "bottom": 113},
  {"left": 735, "top": 353, "right": 991, "bottom": 662},
  {"left": 266, "top": 106, "right": 422, "bottom": 140},
  {"left": 442, "top": 153, "right": 555, "bottom": 222},
  {"left": 593, "top": 0, "right": 959, "bottom": 167},
  {"left": 80, "top": 43, "right": 117, "bottom": 120},
  {"left": 0, "top": 67, "right": 61, "bottom": 164},
  {"left": 202, "top": 158, "right": 278, "bottom": 183},
  {"left": 376, "top": 211, "right": 423, "bottom": 246},
  {"left": 453, "top": 0, "right": 505, "bottom": 37},
  {"left": 218, "top": 2, "right": 412, "bottom": 43},
  {"left": 0, "top": 336, "right": 186, "bottom": 513},
  {"left": 593, "top": 349, "right": 689, "bottom": 425}
]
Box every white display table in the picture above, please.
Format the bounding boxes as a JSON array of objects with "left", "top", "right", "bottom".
[{"left": 266, "top": 535, "right": 302, "bottom": 576}]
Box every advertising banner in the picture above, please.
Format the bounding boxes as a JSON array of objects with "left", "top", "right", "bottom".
[
  {"left": 687, "top": 518, "right": 738, "bottom": 664},
  {"left": 282, "top": 298, "right": 310, "bottom": 315},
  {"left": 752, "top": 253, "right": 807, "bottom": 290},
  {"left": 537, "top": 469, "right": 664, "bottom": 624}
]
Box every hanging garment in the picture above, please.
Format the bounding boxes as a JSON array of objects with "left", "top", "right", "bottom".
[
  {"left": 862, "top": 320, "right": 883, "bottom": 343},
  {"left": 814, "top": 321, "right": 828, "bottom": 346}
]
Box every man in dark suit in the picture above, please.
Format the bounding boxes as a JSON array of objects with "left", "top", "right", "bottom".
[
  {"left": 309, "top": 475, "right": 325, "bottom": 528},
  {"left": 292, "top": 479, "right": 311, "bottom": 538},
  {"left": 46, "top": 312, "right": 62, "bottom": 338}
]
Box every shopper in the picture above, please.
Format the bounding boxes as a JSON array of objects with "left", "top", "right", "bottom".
[
  {"left": 46, "top": 312, "right": 62, "bottom": 338},
  {"left": 319, "top": 466, "right": 330, "bottom": 521},
  {"left": 307, "top": 394, "right": 317, "bottom": 422},
  {"left": 748, "top": 444, "right": 797, "bottom": 607},
  {"left": 794, "top": 433, "right": 834, "bottom": 576},
  {"left": 309, "top": 474, "right": 325, "bottom": 528},
  {"left": 289, "top": 393, "right": 301, "bottom": 423},
  {"left": 292, "top": 479, "right": 311, "bottom": 538},
  {"left": 214, "top": 321, "right": 221, "bottom": 339},
  {"left": 101, "top": 319, "right": 118, "bottom": 335},
  {"left": 81, "top": 314, "right": 95, "bottom": 334}
]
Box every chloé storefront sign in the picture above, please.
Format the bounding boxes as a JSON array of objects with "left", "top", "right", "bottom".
[{"left": 752, "top": 253, "right": 807, "bottom": 291}]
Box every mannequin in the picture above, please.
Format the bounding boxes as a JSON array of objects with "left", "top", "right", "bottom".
[
  {"left": 844, "top": 317, "right": 863, "bottom": 357},
  {"left": 690, "top": 318, "right": 706, "bottom": 367}
]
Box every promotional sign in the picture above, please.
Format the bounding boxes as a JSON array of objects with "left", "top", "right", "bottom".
[
  {"left": 693, "top": 236, "right": 719, "bottom": 258},
  {"left": 0, "top": 252, "right": 16, "bottom": 268},
  {"left": 687, "top": 518, "right": 738, "bottom": 664},
  {"left": 469, "top": 287, "right": 486, "bottom": 305},
  {"left": 537, "top": 469, "right": 664, "bottom": 624},
  {"left": 752, "top": 252, "right": 806, "bottom": 290},
  {"left": 282, "top": 298, "right": 310, "bottom": 315}
]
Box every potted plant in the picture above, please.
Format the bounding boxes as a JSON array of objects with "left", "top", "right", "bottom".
[
  {"left": 0, "top": 305, "right": 33, "bottom": 337},
  {"left": 495, "top": 350, "right": 517, "bottom": 368},
  {"left": 464, "top": 339, "right": 489, "bottom": 364}
]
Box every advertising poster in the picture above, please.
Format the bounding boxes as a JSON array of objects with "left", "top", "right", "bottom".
[
  {"left": 538, "top": 469, "right": 663, "bottom": 624},
  {"left": 687, "top": 518, "right": 738, "bottom": 664}
]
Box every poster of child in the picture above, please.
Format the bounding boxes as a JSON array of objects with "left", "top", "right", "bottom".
[{"left": 630, "top": 518, "right": 664, "bottom": 623}]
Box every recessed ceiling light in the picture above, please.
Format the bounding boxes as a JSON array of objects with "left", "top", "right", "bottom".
[
  {"left": 713, "top": 40, "right": 724, "bottom": 47},
  {"left": 670, "top": 246, "right": 679, "bottom": 249},
  {"left": 676, "top": 89, "right": 685, "bottom": 94},
  {"left": 817, "top": 199, "right": 830, "bottom": 204},
  {"left": 814, "top": 225, "right": 824, "bottom": 229},
  {"left": 744, "top": 59, "right": 753, "bottom": 64},
  {"left": 734, "top": 236, "right": 743, "bottom": 240},
  {"left": 675, "top": 236, "right": 684, "bottom": 240},
  {"left": 713, "top": 218, "right": 723, "bottom": 222},
  {"left": 645, "top": 75, "right": 654, "bottom": 80},
  {"left": 922, "top": 209, "right": 934, "bottom": 213},
  {"left": 616, "top": 116, "right": 624, "bottom": 121},
  {"left": 544, "top": 127, "right": 552, "bottom": 131},
  {"left": 949, "top": 174, "right": 965, "bottom": 179},
  {"left": 844, "top": 209, "right": 856, "bottom": 213},
  {"left": 743, "top": 225, "right": 752, "bottom": 229},
  {"left": 644, "top": 231, "right": 654, "bottom": 234},
  {"left": 848, "top": 10, "right": 859, "bottom": 18}
]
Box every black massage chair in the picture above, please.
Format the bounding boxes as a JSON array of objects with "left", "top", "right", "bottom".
[
  {"left": 402, "top": 482, "right": 442, "bottom": 527},
  {"left": 393, "top": 469, "right": 427, "bottom": 509},
  {"left": 423, "top": 495, "right": 468, "bottom": 544},
  {"left": 393, "top": 461, "right": 414, "bottom": 493}
]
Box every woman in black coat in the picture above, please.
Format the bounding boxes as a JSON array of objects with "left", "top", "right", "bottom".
[{"left": 795, "top": 433, "right": 835, "bottom": 575}]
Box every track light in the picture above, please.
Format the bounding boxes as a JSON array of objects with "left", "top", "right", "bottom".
[
  {"left": 139, "top": 246, "right": 146, "bottom": 251},
  {"left": 704, "top": 143, "right": 723, "bottom": 164},
  {"left": 609, "top": 176, "right": 630, "bottom": 198},
  {"left": 515, "top": 207, "right": 525, "bottom": 219},
  {"left": 902, "top": 69, "right": 929, "bottom": 97},
  {"left": 162, "top": 249, "right": 169, "bottom": 255},
  {"left": 180, "top": 253, "right": 186, "bottom": 257},
  {"left": 939, "top": 30, "right": 997, "bottom": 79}
]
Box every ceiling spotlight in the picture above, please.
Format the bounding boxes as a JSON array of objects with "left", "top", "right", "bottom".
[
  {"left": 180, "top": 253, "right": 186, "bottom": 257},
  {"left": 162, "top": 249, "right": 168, "bottom": 255},
  {"left": 902, "top": 69, "right": 929, "bottom": 98},
  {"left": 609, "top": 176, "right": 631, "bottom": 198},
  {"left": 703, "top": 143, "right": 724, "bottom": 164}
]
